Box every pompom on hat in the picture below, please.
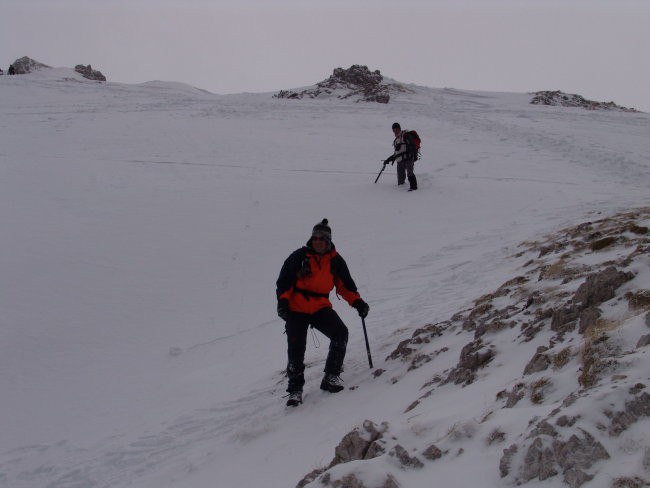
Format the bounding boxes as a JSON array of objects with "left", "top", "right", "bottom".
[{"left": 311, "top": 218, "right": 332, "bottom": 242}]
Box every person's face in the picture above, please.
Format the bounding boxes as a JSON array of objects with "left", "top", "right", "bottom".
[
  {"left": 311, "top": 236, "right": 328, "bottom": 254},
  {"left": 392, "top": 127, "right": 400, "bottom": 137}
]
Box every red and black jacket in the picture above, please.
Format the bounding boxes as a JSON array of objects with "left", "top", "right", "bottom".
[{"left": 276, "top": 241, "right": 361, "bottom": 315}]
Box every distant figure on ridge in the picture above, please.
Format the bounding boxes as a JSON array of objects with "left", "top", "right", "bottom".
[
  {"left": 383, "top": 122, "right": 421, "bottom": 191},
  {"left": 276, "top": 219, "right": 369, "bottom": 407}
]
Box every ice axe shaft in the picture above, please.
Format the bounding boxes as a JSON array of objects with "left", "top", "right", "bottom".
[
  {"left": 361, "top": 317, "right": 373, "bottom": 369},
  {"left": 374, "top": 161, "right": 387, "bottom": 184}
]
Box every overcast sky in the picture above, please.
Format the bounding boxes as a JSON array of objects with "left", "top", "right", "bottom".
[{"left": 2, "top": 0, "right": 649, "bottom": 112}]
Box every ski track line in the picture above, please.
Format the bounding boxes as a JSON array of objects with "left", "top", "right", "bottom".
[
  {"left": 182, "top": 319, "right": 277, "bottom": 354},
  {"left": 100, "top": 158, "right": 379, "bottom": 177}
]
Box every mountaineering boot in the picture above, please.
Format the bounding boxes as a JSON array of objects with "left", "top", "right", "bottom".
[
  {"left": 286, "top": 391, "right": 303, "bottom": 407},
  {"left": 408, "top": 175, "right": 418, "bottom": 191},
  {"left": 320, "top": 373, "right": 344, "bottom": 393}
]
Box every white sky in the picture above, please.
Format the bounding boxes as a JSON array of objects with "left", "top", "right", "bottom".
[{"left": 2, "top": 0, "right": 649, "bottom": 111}]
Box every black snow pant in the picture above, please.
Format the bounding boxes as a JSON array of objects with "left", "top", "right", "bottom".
[
  {"left": 396, "top": 159, "right": 417, "bottom": 189},
  {"left": 285, "top": 307, "right": 349, "bottom": 393}
]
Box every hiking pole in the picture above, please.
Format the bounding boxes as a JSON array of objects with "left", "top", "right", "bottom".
[
  {"left": 374, "top": 161, "right": 387, "bottom": 184},
  {"left": 361, "top": 317, "right": 373, "bottom": 369}
]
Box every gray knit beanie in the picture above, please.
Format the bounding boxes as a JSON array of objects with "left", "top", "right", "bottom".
[{"left": 311, "top": 218, "right": 332, "bottom": 242}]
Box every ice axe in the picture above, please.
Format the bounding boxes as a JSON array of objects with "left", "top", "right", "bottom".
[
  {"left": 374, "top": 162, "right": 386, "bottom": 184},
  {"left": 361, "top": 317, "right": 373, "bottom": 369},
  {"left": 374, "top": 157, "right": 394, "bottom": 184}
]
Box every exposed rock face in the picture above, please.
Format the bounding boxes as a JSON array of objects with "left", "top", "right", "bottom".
[
  {"left": 637, "top": 334, "right": 650, "bottom": 348},
  {"left": 296, "top": 420, "right": 388, "bottom": 488},
  {"left": 516, "top": 428, "right": 610, "bottom": 487},
  {"left": 574, "top": 267, "right": 634, "bottom": 310},
  {"left": 421, "top": 444, "right": 443, "bottom": 461},
  {"left": 531, "top": 90, "right": 639, "bottom": 112},
  {"left": 388, "top": 444, "right": 423, "bottom": 469},
  {"left": 500, "top": 444, "right": 518, "bottom": 477},
  {"left": 444, "top": 339, "right": 495, "bottom": 385},
  {"left": 75, "top": 64, "right": 106, "bottom": 82},
  {"left": 331, "top": 420, "right": 387, "bottom": 465},
  {"left": 296, "top": 208, "right": 650, "bottom": 488},
  {"left": 607, "top": 392, "right": 650, "bottom": 436},
  {"left": 11, "top": 56, "right": 50, "bottom": 74},
  {"left": 523, "top": 346, "right": 551, "bottom": 375},
  {"left": 552, "top": 266, "right": 634, "bottom": 337},
  {"left": 274, "top": 65, "right": 413, "bottom": 103}
]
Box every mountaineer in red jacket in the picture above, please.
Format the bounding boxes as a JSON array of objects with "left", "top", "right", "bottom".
[{"left": 276, "top": 219, "right": 369, "bottom": 407}]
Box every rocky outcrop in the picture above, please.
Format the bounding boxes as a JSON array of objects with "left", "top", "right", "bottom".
[
  {"left": 297, "top": 420, "right": 388, "bottom": 488},
  {"left": 274, "top": 65, "right": 413, "bottom": 103},
  {"left": 8, "top": 57, "right": 106, "bottom": 82},
  {"left": 606, "top": 391, "right": 650, "bottom": 436},
  {"left": 444, "top": 339, "right": 495, "bottom": 385},
  {"left": 523, "top": 346, "right": 551, "bottom": 375},
  {"left": 515, "top": 428, "right": 610, "bottom": 487},
  {"left": 388, "top": 445, "right": 423, "bottom": 469},
  {"left": 530, "top": 90, "right": 639, "bottom": 112},
  {"left": 331, "top": 421, "right": 388, "bottom": 465},
  {"left": 552, "top": 266, "right": 634, "bottom": 336},
  {"left": 500, "top": 385, "right": 650, "bottom": 487},
  {"left": 75, "top": 64, "right": 106, "bottom": 82},
  {"left": 298, "top": 208, "right": 650, "bottom": 488},
  {"left": 11, "top": 56, "right": 50, "bottom": 74}
]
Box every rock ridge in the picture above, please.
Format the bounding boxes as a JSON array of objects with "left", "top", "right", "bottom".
[{"left": 531, "top": 90, "right": 640, "bottom": 112}]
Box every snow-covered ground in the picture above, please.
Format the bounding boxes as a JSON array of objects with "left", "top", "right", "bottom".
[{"left": 1, "top": 68, "right": 648, "bottom": 488}]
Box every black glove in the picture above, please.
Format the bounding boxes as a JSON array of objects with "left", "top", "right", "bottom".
[
  {"left": 352, "top": 299, "right": 369, "bottom": 318},
  {"left": 277, "top": 299, "right": 290, "bottom": 321},
  {"left": 385, "top": 156, "right": 395, "bottom": 166}
]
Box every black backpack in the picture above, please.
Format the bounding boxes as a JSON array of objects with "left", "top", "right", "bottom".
[{"left": 404, "top": 130, "right": 421, "bottom": 161}]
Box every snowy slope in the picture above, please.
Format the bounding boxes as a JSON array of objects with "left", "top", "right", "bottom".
[{"left": 1, "top": 68, "right": 648, "bottom": 488}]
